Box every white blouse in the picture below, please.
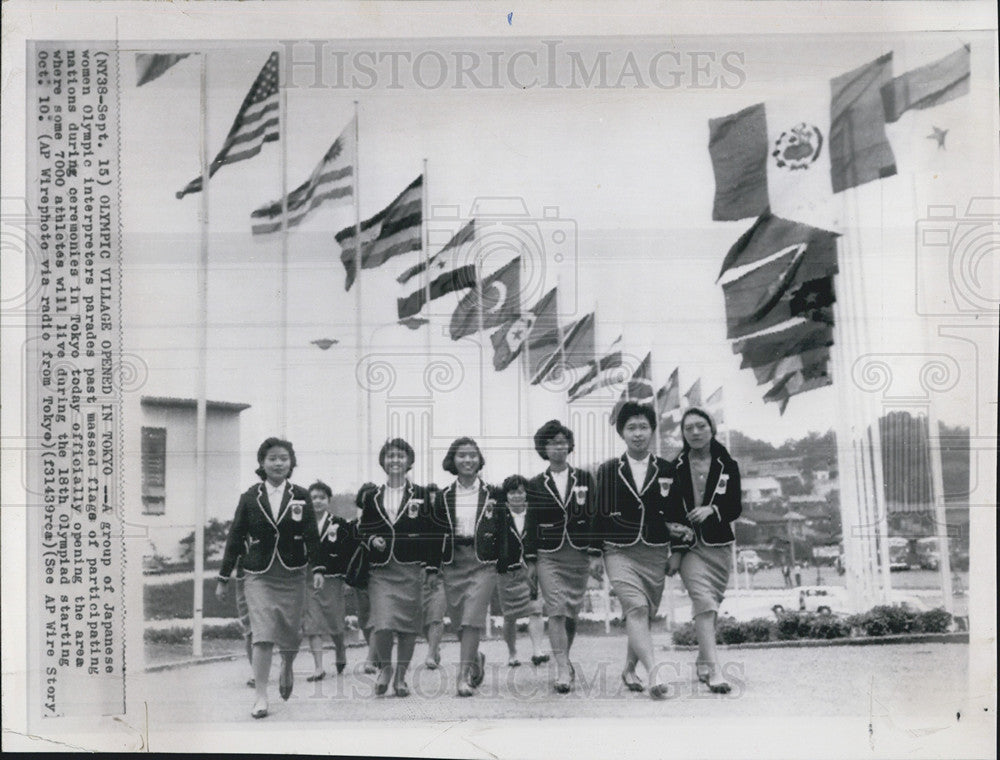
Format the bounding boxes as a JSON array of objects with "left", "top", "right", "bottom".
[
  {"left": 550, "top": 467, "right": 570, "bottom": 503},
  {"left": 454, "top": 480, "right": 480, "bottom": 537},
  {"left": 627, "top": 454, "right": 651, "bottom": 491},
  {"left": 383, "top": 484, "right": 405, "bottom": 522}
]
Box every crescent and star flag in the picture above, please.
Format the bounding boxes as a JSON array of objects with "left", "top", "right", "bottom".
[
  {"left": 709, "top": 53, "right": 897, "bottom": 225},
  {"left": 490, "top": 287, "right": 555, "bottom": 371},
  {"left": 683, "top": 378, "right": 702, "bottom": 408},
  {"left": 530, "top": 312, "right": 596, "bottom": 385},
  {"left": 567, "top": 336, "right": 624, "bottom": 401},
  {"left": 449, "top": 257, "right": 520, "bottom": 340},
  {"left": 398, "top": 219, "right": 476, "bottom": 286},
  {"left": 176, "top": 52, "right": 280, "bottom": 199},
  {"left": 136, "top": 53, "right": 192, "bottom": 86},
  {"left": 251, "top": 122, "right": 354, "bottom": 235},
  {"left": 881, "top": 46, "right": 970, "bottom": 124},
  {"left": 397, "top": 263, "right": 476, "bottom": 325},
  {"left": 720, "top": 231, "right": 838, "bottom": 339},
  {"left": 336, "top": 175, "right": 422, "bottom": 290},
  {"left": 609, "top": 353, "right": 654, "bottom": 426}
]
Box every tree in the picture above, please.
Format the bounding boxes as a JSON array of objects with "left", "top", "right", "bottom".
[{"left": 178, "top": 518, "right": 231, "bottom": 565}]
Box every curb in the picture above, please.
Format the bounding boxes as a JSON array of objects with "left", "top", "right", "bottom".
[{"left": 666, "top": 631, "right": 969, "bottom": 651}]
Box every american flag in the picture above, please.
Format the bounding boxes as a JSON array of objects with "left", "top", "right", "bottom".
[
  {"left": 176, "top": 52, "right": 280, "bottom": 199},
  {"left": 250, "top": 121, "right": 355, "bottom": 235}
]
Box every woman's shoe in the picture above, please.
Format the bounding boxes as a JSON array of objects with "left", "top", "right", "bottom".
[
  {"left": 250, "top": 700, "right": 269, "bottom": 719},
  {"left": 424, "top": 656, "right": 439, "bottom": 671},
  {"left": 393, "top": 681, "right": 411, "bottom": 698},
  {"left": 363, "top": 663, "right": 378, "bottom": 675},
  {"left": 374, "top": 666, "right": 392, "bottom": 696},
  {"left": 621, "top": 670, "right": 645, "bottom": 693},
  {"left": 246, "top": 677, "right": 256, "bottom": 688},
  {"left": 649, "top": 683, "right": 672, "bottom": 700},
  {"left": 336, "top": 659, "right": 346, "bottom": 675},
  {"left": 469, "top": 652, "right": 486, "bottom": 688},
  {"left": 530, "top": 654, "right": 550, "bottom": 667},
  {"left": 708, "top": 680, "right": 732, "bottom": 694},
  {"left": 306, "top": 671, "right": 325, "bottom": 682},
  {"left": 457, "top": 681, "right": 475, "bottom": 697},
  {"left": 507, "top": 657, "right": 521, "bottom": 668},
  {"left": 554, "top": 663, "right": 574, "bottom": 694},
  {"left": 696, "top": 664, "right": 710, "bottom": 684}
]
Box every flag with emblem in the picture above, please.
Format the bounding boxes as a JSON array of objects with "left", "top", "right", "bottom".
[
  {"left": 449, "top": 257, "right": 521, "bottom": 340},
  {"left": 709, "top": 53, "right": 897, "bottom": 225},
  {"left": 136, "top": 53, "right": 192, "bottom": 86},
  {"left": 336, "top": 175, "right": 422, "bottom": 290},
  {"left": 489, "top": 287, "right": 555, "bottom": 371},
  {"left": 176, "top": 52, "right": 280, "bottom": 198},
  {"left": 567, "top": 336, "right": 624, "bottom": 401},
  {"left": 609, "top": 353, "right": 654, "bottom": 426},
  {"left": 530, "top": 312, "right": 596, "bottom": 385},
  {"left": 398, "top": 219, "right": 476, "bottom": 286},
  {"left": 251, "top": 122, "right": 355, "bottom": 235}
]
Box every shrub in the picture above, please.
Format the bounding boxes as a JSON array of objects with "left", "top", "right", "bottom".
[
  {"left": 144, "top": 579, "right": 238, "bottom": 621},
  {"left": 775, "top": 612, "right": 811, "bottom": 640},
  {"left": 914, "top": 608, "right": 952, "bottom": 633},
  {"left": 671, "top": 622, "right": 698, "bottom": 646},
  {"left": 716, "top": 616, "right": 748, "bottom": 645},
  {"left": 743, "top": 617, "right": 774, "bottom": 643},
  {"left": 144, "top": 621, "right": 245, "bottom": 645},
  {"left": 807, "top": 614, "right": 850, "bottom": 639},
  {"left": 849, "top": 605, "right": 919, "bottom": 636}
]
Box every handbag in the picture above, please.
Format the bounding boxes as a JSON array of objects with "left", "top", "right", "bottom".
[{"left": 344, "top": 540, "right": 370, "bottom": 590}]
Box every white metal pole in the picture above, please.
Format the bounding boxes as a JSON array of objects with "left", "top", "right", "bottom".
[
  {"left": 352, "top": 101, "right": 367, "bottom": 481},
  {"left": 279, "top": 60, "right": 289, "bottom": 437}
]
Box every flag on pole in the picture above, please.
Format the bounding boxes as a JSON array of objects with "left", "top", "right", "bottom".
[
  {"left": 656, "top": 368, "right": 682, "bottom": 452},
  {"left": 398, "top": 219, "right": 476, "bottom": 285},
  {"left": 136, "top": 53, "right": 192, "bottom": 86},
  {"left": 716, "top": 211, "right": 839, "bottom": 282},
  {"left": 705, "top": 386, "right": 725, "bottom": 425},
  {"left": 176, "top": 52, "right": 280, "bottom": 199},
  {"left": 764, "top": 358, "right": 833, "bottom": 414},
  {"left": 336, "top": 175, "right": 422, "bottom": 290},
  {"left": 655, "top": 368, "right": 680, "bottom": 420},
  {"left": 490, "top": 287, "right": 554, "bottom": 371},
  {"left": 567, "top": 336, "right": 625, "bottom": 401},
  {"left": 251, "top": 123, "right": 355, "bottom": 235},
  {"left": 733, "top": 319, "right": 834, "bottom": 370},
  {"left": 524, "top": 289, "right": 562, "bottom": 381},
  {"left": 881, "top": 46, "right": 971, "bottom": 124},
  {"left": 684, "top": 378, "right": 702, "bottom": 408},
  {"left": 752, "top": 346, "right": 831, "bottom": 386},
  {"left": 708, "top": 53, "right": 896, "bottom": 223},
  {"left": 397, "top": 263, "right": 476, "bottom": 324},
  {"left": 609, "top": 353, "right": 654, "bottom": 425},
  {"left": 530, "top": 312, "right": 596, "bottom": 385},
  {"left": 449, "top": 257, "right": 520, "bottom": 340}
]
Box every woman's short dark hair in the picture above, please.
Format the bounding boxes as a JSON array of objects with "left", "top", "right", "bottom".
[
  {"left": 680, "top": 406, "right": 717, "bottom": 449},
  {"left": 308, "top": 480, "right": 333, "bottom": 499},
  {"left": 378, "top": 438, "right": 415, "bottom": 471},
  {"left": 441, "top": 437, "right": 485, "bottom": 476},
  {"left": 254, "top": 437, "right": 297, "bottom": 480},
  {"left": 501, "top": 474, "right": 530, "bottom": 494},
  {"left": 615, "top": 402, "right": 657, "bottom": 436},
  {"left": 533, "top": 419, "right": 575, "bottom": 460}
]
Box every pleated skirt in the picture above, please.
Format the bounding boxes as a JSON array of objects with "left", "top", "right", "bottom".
[
  {"left": 679, "top": 541, "right": 732, "bottom": 616},
  {"left": 497, "top": 565, "right": 544, "bottom": 619},
  {"left": 537, "top": 542, "right": 591, "bottom": 619},
  {"left": 243, "top": 563, "right": 308, "bottom": 652},
  {"left": 603, "top": 542, "right": 669, "bottom": 621},
  {"left": 302, "top": 576, "right": 347, "bottom": 636},
  {"left": 442, "top": 545, "right": 497, "bottom": 629},
  {"left": 368, "top": 560, "right": 424, "bottom": 635}
]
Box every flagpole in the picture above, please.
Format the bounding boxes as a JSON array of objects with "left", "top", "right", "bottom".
[
  {"left": 476, "top": 250, "right": 486, "bottom": 436},
  {"left": 192, "top": 51, "right": 210, "bottom": 658},
  {"left": 352, "top": 100, "right": 368, "bottom": 481},
  {"left": 422, "top": 158, "right": 431, "bottom": 484},
  {"left": 279, "top": 58, "right": 290, "bottom": 437},
  {"left": 519, "top": 249, "right": 531, "bottom": 476}
]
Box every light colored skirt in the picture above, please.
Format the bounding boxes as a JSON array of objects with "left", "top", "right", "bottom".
[
  {"left": 243, "top": 563, "right": 308, "bottom": 652},
  {"left": 442, "top": 545, "right": 497, "bottom": 629},
  {"left": 498, "top": 565, "right": 544, "bottom": 620},
  {"left": 234, "top": 574, "right": 251, "bottom": 638},
  {"left": 679, "top": 541, "right": 732, "bottom": 617},
  {"left": 302, "top": 576, "right": 346, "bottom": 636},
  {"left": 422, "top": 575, "right": 447, "bottom": 629},
  {"left": 604, "top": 542, "right": 669, "bottom": 621},
  {"left": 368, "top": 560, "right": 424, "bottom": 635},
  {"left": 537, "top": 542, "right": 591, "bottom": 619}
]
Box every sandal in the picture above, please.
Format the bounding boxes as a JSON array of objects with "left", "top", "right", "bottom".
[{"left": 621, "top": 670, "right": 645, "bottom": 693}]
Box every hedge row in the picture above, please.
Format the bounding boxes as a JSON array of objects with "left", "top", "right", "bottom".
[{"left": 671, "top": 606, "right": 953, "bottom": 646}]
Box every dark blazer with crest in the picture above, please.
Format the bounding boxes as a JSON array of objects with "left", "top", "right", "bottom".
[
  {"left": 356, "top": 481, "right": 435, "bottom": 567},
  {"left": 502, "top": 506, "right": 532, "bottom": 570},
  {"left": 593, "top": 454, "right": 676, "bottom": 547},
  {"left": 218, "top": 481, "right": 325, "bottom": 580},
  {"left": 314, "top": 511, "right": 355, "bottom": 577},
  {"left": 523, "top": 466, "right": 598, "bottom": 560},
  {"left": 665, "top": 441, "right": 742, "bottom": 549},
  {"left": 426, "top": 480, "right": 509, "bottom": 572}
]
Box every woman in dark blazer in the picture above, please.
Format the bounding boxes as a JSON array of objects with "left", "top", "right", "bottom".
[
  {"left": 593, "top": 403, "right": 682, "bottom": 700},
  {"left": 524, "top": 420, "right": 597, "bottom": 694},
  {"left": 216, "top": 437, "right": 325, "bottom": 719},
  {"left": 427, "top": 437, "right": 507, "bottom": 697},
  {"left": 665, "top": 407, "right": 742, "bottom": 694},
  {"left": 421, "top": 482, "right": 446, "bottom": 670},
  {"left": 356, "top": 439, "right": 435, "bottom": 697},
  {"left": 303, "top": 480, "right": 352, "bottom": 681}
]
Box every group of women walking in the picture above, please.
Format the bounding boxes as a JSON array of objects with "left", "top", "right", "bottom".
[{"left": 217, "top": 403, "right": 742, "bottom": 718}]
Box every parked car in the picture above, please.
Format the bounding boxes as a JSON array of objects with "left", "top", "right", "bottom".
[
  {"left": 797, "top": 585, "right": 850, "bottom": 614},
  {"left": 736, "top": 549, "right": 764, "bottom": 572}
]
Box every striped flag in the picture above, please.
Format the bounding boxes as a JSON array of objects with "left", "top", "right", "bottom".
[
  {"left": 251, "top": 122, "right": 354, "bottom": 235},
  {"left": 136, "top": 53, "right": 192, "bottom": 86},
  {"left": 336, "top": 175, "right": 422, "bottom": 290},
  {"left": 882, "top": 46, "right": 970, "bottom": 124},
  {"left": 398, "top": 219, "right": 476, "bottom": 286},
  {"left": 530, "top": 312, "right": 596, "bottom": 385},
  {"left": 397, "top": 263, "right": 476, "bottom": 324},
  {"left": 524, "top": 289, "right": 561, "bottom": 381},
  {"left": 176, "top": 52, "right": 280, "bottom": 199},
  {"left": 567, "top": 336, "right": 624, "bottom": 402},
  {"left": 609, "top": 353, "right": 654, "bottom": 426}
]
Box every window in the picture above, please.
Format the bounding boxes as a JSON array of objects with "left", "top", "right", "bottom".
[{"left": 141, "top": 426, "right": 166, "bottom": 515}]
